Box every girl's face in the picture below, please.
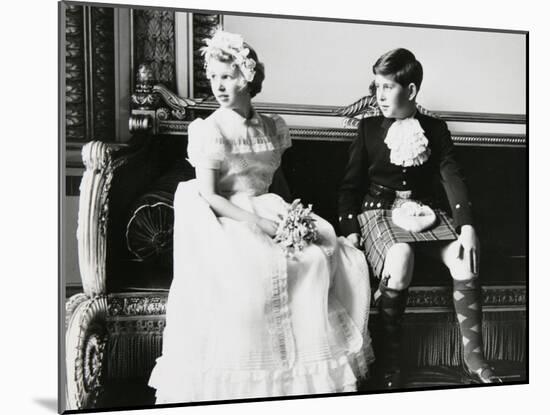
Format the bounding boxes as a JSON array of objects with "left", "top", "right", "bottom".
[
  {"left": 374, "top": 74, "right": 416, "bottom": 119},
  {"left": 207, "top": 60, "right": 250, "bottom": 111}
]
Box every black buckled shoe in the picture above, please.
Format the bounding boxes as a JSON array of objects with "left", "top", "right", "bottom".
[
  {"left": 381, "top": 369, "right": 403, "bottom": 390},
  {"left": 465, "top": 365, "right": 503, "bottom": 384}
]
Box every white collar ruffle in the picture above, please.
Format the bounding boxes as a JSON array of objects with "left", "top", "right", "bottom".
[{"left": 384, "top": 116, "right": 431, "bottom": 167}]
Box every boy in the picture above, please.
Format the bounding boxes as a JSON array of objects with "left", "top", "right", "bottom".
[{"left": 338, "top": 48, "right": 501, "bottom": 388}]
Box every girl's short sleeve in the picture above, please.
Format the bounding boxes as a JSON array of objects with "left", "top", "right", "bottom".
[
  {"left": 268, "top": 114, "right": 292, "bottom": 150},
  {"left": 187, "top": 118, "right": 225, "bottom": 169}
]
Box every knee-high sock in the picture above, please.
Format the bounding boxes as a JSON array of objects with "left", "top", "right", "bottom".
[
  {"left": 377, "top": 281, "right": 409, "bottom": 372},
  {"left": 453, "top": 277, "right": 487, "bottom": 372}
]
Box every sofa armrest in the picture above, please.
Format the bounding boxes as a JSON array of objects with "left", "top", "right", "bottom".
[
  {"left": 65, "top": 294, "right": 108, "bottom": 410},
  {"left": 77, "top": 142, "right": 125, "bottom": 296},
  {"left": 77, "top": 138, "right": 156, "bottom": 296}
]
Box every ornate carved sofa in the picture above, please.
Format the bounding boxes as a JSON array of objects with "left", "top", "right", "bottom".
[{"left": 65, "top": 80, "right": 526, "bottom": 410}]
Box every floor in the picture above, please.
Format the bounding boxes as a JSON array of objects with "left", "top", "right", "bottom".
[{"left": 97, "top": 360, "right": 526, "bottom": 410}]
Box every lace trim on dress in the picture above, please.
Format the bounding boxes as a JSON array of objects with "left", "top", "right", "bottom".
[
  {"left": 223, "top": 131, "right": 290, "bottom": 154},
  {"left": 328, "top": 297, "right": 373, "bottom": 381},
  {"left": 328, "top": 237, "right": 375, "bottom": 380},
  {"left": 151, "top": 353, "right": 359, "bottom": 403},
  {"left": 189, "top": 110, "right": 292, "bottom": 158},
  {"left": 208, "top": 110, "right": 292, "bottom": 155},
  {"left": 224, "top": 114, "right": 291, "bottom": 154},
  {"left": 267, "top": 247, "right": 297, "bottom": 368},
  {"left": 384, "top": 117, "right": 431, "bottom": 167}
]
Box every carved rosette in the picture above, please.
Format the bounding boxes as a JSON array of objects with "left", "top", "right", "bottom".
[
  {"left": 65, "top": 4, "right": 86, "bottom": 141},
  {"left": 133, "top": 9, "right": 176, "bottom": 91},
  {"left": 65, "top": 295, "right": 108, "bottom": 410},
  {"left": 192, "top": 13, "right": 222, "bottom": 98}
]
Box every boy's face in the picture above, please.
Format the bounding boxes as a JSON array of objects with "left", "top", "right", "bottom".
[{"left": 374, "top": 74, "right": 416, "bottom": 119}]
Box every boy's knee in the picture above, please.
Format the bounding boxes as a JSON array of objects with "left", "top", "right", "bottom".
[
  {"left": 391, "top": 243, "right": 413, "bottom": 254},
  {"left": 386, "top": 243, "right": 414, "bottom": 264},
  {"left": 450, "top": 267, "right": 477, "bottom": 281},
  {"left": 382, "top": 243, "right": 414, "bottom": 289}
]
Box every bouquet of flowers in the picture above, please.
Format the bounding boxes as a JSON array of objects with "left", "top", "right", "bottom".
[{"left": 274, "top": 199, "right": 319, "bottom": 256}]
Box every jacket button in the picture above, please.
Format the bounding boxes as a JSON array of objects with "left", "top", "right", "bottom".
[
  {"left": 402, "top": 181, "right": 407, "bottom": 186},
  {"left": 370, "top": 202, "right": 374, "bottom": 207},
  {"left": 376, "top": 202, "right": 382, "bottom": 208},
  {"left": 455, "top": 203, "right": 461, "bottom": 209},
  {"left": 347, "top": 214, "right": 353, "bottom": 219}
]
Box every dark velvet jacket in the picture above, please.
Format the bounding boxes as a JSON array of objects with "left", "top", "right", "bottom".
[{"left": 338, "top": 112, "right": 473, "bottom": 236}]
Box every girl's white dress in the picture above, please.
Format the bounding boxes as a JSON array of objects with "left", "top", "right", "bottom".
[{"left": 148, "top": 107, "right": 374, "bottom": 403}]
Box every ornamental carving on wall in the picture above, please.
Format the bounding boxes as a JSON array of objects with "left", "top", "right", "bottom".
[
  {"left": 133, "top": 10, "right": 176, "bottom": 91},
  {"left": 64, "top": 5, "right": 115, "bottom": 142},
  {"left": 65, "top": 4, "right": 86, "bottom": 141}
]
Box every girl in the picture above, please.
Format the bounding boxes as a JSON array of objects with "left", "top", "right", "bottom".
[
  {"left": 338, "top": 48, "right": 502, "bottom": 388},
  {"left": 148, "top": 30, "right": 374, "bottom": 403}
]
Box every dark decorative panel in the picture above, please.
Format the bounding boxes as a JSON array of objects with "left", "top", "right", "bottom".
[
  {"left": 90, "top": 7, "right": 115, "bottom": 141},
  {"left": 64, "top": 5, "right": 115, "bottom": 143},
  {"left": 192, "top": 13, "right": 222, "bottom": 98},
  {"left": 65, "top": 5, "right": 86, "bottom": 142},
  {"left": 133, "top": 10, "right": 176, "bottom": 90}
]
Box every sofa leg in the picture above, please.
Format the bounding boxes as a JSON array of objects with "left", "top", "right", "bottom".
[{"left": 65, "top": 295, "right": 108, "bottom": 410}]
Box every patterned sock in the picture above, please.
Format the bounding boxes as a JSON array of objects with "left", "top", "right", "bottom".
[
  {"left": 453, "top": 277, "right": 487, "bottom": 372},
  {"left": 377, "top": 281, "right": 409, "bottom": 372}
]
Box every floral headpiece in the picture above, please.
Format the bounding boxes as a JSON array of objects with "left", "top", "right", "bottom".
[{"left": 200, "top": 30, "right": 257, "bottom": 83}]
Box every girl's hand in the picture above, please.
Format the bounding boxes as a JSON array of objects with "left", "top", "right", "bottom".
[
  {"left": 457, "top": 225, "right": 480, "bottom": 275},
  {"left": 256, "top": 217, "right": 279, "bottom": 237},
  {"left": 346, "top": 233, "right": 361, "bottom": 248}
]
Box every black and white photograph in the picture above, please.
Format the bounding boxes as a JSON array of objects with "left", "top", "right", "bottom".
[{"left": 56, "top": 0, "right": 531, "bottom": 413}]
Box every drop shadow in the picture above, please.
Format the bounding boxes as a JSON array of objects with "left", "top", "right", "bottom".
[{"left": 34, "top": 398, "right": 58, "bottom": 412}]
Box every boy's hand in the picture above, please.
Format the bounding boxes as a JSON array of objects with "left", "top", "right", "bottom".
[
  {"left": 346, "top": 233, "right": 361, "bottom": 248},
  {"left": 457, "top": 225, "right": 480, "bottom": 275}
]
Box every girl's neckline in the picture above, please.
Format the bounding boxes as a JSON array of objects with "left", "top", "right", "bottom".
[
  {"left": 217, "top": 107, "right": 262, "bottom": 125},
  {"left": 218, "top": 106, "right": 255, "bottom": 121}
]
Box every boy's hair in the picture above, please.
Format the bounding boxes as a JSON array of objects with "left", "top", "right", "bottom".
[{"left": 372, "top": 48, "right": 423, "bottom": 90}]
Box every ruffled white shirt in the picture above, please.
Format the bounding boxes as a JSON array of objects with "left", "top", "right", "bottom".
[{"left": 384, "top": 116, "right": 431, "bottom": 167}]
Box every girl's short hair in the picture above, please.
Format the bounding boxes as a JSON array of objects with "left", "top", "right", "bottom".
[
  {"left": 372, "top": 48, "right": 423, "bottom": 90},
  {"left": 204, "top": 43, "right": 265, "bottom": 98},
  {"left": 242, "top": 47, "right": 265, "bottom": 98}
]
